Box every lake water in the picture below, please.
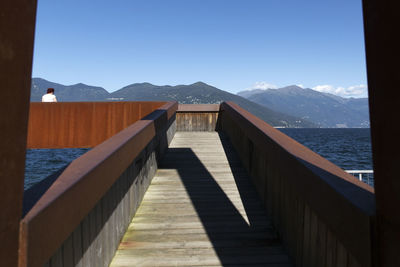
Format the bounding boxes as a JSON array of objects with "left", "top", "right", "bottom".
[
  {"left": 24, "top": 148, "right": 90, "bottom": 190},
  {"left": 279, "top": 128, "right": 372, "bottom": 170},
  {"left": 24, "top": 128, "right": 373, "bottom": 190}
]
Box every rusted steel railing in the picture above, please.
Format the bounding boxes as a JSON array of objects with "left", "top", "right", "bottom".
[
  {"left": 176, "top": 104, "right": 220, "bottom": 131},
  {"left": 219, "top": 102, "right": 375, "bottom": 267},
  {"left": 27, "top": 101, "right": 166, "bottom": 148},
  {"left": 19, "top": 102, "right": 177, "bottom": 267}
]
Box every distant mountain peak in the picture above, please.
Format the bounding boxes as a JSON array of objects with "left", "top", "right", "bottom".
[
  {"left": 138, "top": 82, "right": 154, "bottom": 86},
  {"left": 130, "top": 82, "right": 154, "bottom": 86},
  {"left": 73, "top": 82, "right": 89, "bottom": 87},
  {"left": 191, "top": 81, "right": 211, "bottom": 87},
  {"left": 32, "top": 77, "right": 47, "bottom": 82},
  {"left": 239, "top": 85, "right": 304, "bottom": 96},
  {"left": 121, "top": 82, "right": 157, "bottom": 89},
  {"left": 280, "top": 85, "right": 304, "bottom": 90},
  {"left": 237, "top": 88, "right": 267, "bottom": 98}
]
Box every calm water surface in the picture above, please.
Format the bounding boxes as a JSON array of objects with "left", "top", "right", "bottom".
[
  {"left": 24, "top": 128, "right": 373, "bottom": 189},
  {"left": 24, "top": 148, "right": 90, "bottom": 190},
  {"left": 279, "top": 128, "right": 372, "bottom": 170}
]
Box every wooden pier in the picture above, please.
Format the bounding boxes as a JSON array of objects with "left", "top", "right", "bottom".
[{"left": 110, "top": 132, "right": 291, "bottom": 266}]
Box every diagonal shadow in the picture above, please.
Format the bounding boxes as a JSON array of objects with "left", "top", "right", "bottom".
[
  {"left": 159, "top": 133, "right": 288, "bottom": 266},
  {"left": 218, "top": 131, "right": 267, "bottom": 227}
]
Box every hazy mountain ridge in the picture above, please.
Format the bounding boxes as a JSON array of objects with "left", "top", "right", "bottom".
[
  {"left": 110, "top": 81, "right": 316, "bottom": 127},
  {"left": 31, "top": 78, "right": 109, "bottom": 102},
  {"left": 238, "top": 85, "right": 369, "bottom": 128},
  {"left": 31, "top": 78, "right": 316, "bottom": 128}
]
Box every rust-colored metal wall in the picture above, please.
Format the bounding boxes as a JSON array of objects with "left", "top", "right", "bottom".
[
  {"left": 27, "top": 102, "right": 165, "bottom": 148},
  {"left": 0, "top": 1, "right": 37, "bottom": 267}
]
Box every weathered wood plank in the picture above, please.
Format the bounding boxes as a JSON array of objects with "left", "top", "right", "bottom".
[
  {"left": 100, "top": 195, "right": 110, "bottom": 266},
  {"left": 295, "top": 198, "right": 305, "bottom": 267},
  {"left": 93, "top": 202, "right": 102, "bottom": 267},
  {"left": 109, "top": 180, "right": 117, "bottom": 261},
  {"left": 114, "top": 246, "right": 286, "bottom": 256},
  {"left": 81, "top": 214, "right": 91, "bottom": 267},
  {"left": 309, "top": 211, "right": 318, "bottom": 267},
  {"left": 348, "top": 253, "right": 362, "bottom": 267},
  {"left": 326, "top": 227, "right": 337, "bottom": 267},
  {"left": 110, "top": 132, "right": 292, "bottom": 266},
  {"left": 302, "top": 204, "right": 311, "bottom": 267},
  {"left": 72, "top": 223, "right": 83, "bottom": 267},
  {"left": 88, "top": 208, "right": 97, "bottom": 267},
  {"left": 337, "top": 240, "right": 348, "bottom": 267},
  {"left": 285, "top": 178, "right": 296, "bottom": 262},
  {"left": 49, "top": 247, "right": 63, "bottom": 267},
  {"left": 176, "top": 113, "right": 219, "bottom": 132},
  {"left": 111, "top": 254, "right": 291, "bottom": 267},
  {"left": 316, "top": 219, "right": 327, "bottom": 267},
  {"left": 62, "top": 234, "right": 74, "bottom": 267}
]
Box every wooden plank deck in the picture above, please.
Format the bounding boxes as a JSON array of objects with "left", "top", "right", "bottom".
[{"left": 110, "top": 132, "right": 292, "bottom": 266}]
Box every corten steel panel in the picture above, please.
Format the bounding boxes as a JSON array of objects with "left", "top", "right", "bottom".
[
  {"left": 0, "top": 1, "right": 37, "bottom": 267},
  {"left": 19, "top": 102, "right": 177, "bottom": 267},
  {"left": 27, "top": 102, "right": 166, "bottom": 148},
  {"left": 177, "top": 104, "right": 220, "bottom": 112},
  {"left": 220, "top": 102, "right": 375, "bottom": 267},
  {"left": 363, "top": 1, "right": 400, "bottom": 266}
]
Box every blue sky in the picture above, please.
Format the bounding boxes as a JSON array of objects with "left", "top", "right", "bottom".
[{"left": 32, "top": 0, "right": 367, "bottom": 97}]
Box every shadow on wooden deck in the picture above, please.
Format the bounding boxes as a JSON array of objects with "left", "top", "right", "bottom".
[{"left": 161, "top": 133, "right": 292, "bottom": 266}]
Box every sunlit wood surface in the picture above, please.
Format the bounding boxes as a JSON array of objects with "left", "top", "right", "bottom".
[{"left": 110, "top": 132, "right": 292, "bottom": 266}]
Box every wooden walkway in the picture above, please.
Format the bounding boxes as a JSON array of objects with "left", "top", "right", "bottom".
[{"left": 110, "top": 132, "right": 292, "bottom": 266}]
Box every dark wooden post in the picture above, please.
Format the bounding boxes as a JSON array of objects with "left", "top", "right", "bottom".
[
  {"left": 0, "top": 1, "right": 37, "bottom": 266},
  {"left": 362, "top": 0, "right": 400, "bottom": 266}
]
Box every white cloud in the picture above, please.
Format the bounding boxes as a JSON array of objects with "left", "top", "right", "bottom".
[
  {"left": 249, "top": 81, "right": 278, "bottom": 90},
  {"left": 312, "top": 84, "right": 368, "bottom": 98},
  {"left": 296, "top": 84, "right": 305, "bottom": 88}
]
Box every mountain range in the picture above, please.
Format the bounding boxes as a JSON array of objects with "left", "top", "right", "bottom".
[
  {"left": 31, "top": 78, "right": 110, "bottom": 102},
  {"left": 238, "top": 85, "right": 370, "bottom": 128},
  {"left": 31, "top": 78, "right": 316, "bottom": 128}
]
